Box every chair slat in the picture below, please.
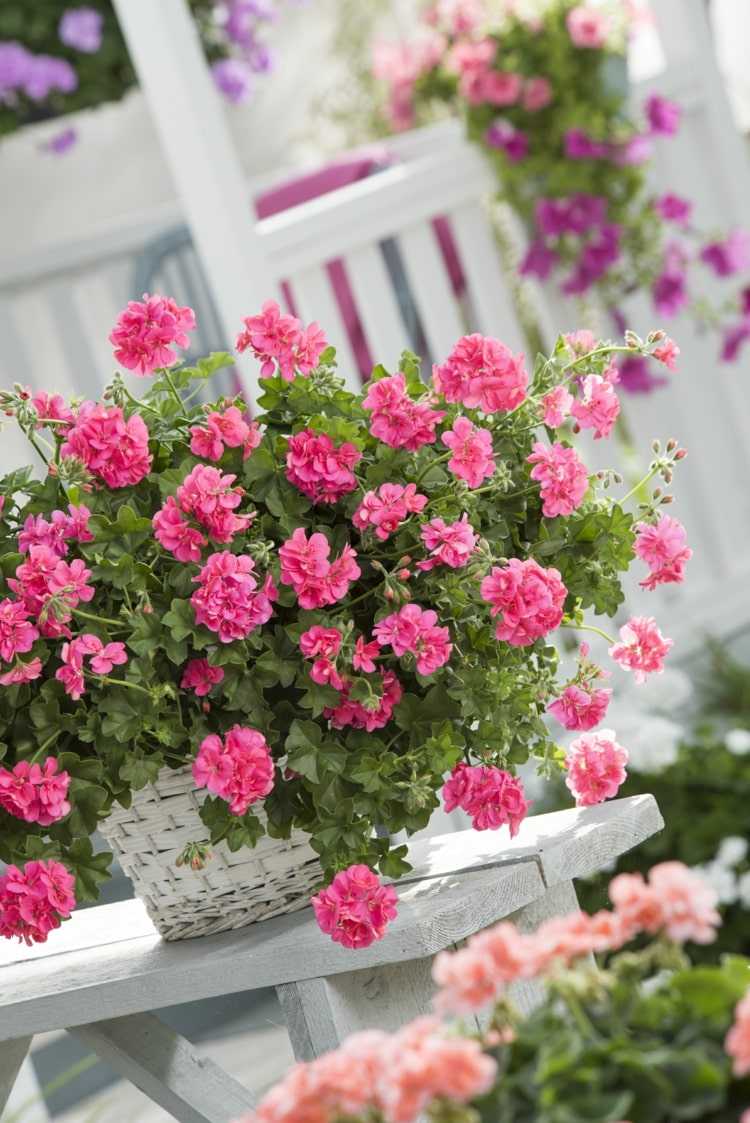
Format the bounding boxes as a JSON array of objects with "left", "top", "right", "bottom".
[
  {"left": 449, "top": 202, "right": 526, "bottom": 352},
  {"left": 396, "top": 223, "right": 465, "bottom": 363},
  {"left": 344, "top": 244, "right": 410, "bottom": 372},
  {"left": 289, "top": 265, "right": 361, "bottom": 391}
]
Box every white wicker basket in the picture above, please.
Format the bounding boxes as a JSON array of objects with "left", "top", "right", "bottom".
[{"left": 98, "top": 766, "right": 322, "bottom": 940}]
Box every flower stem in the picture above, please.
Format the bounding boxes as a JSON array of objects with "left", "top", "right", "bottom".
[
  {"left": 94, "top": 674, "right": 152, "bottom": 697},
  {"left": 343, "top": 580, "right": 385, "bottom": 611},
  {"left": 620, "top": 463, "right": 659, "bottom": 507},
  {"left": 29, "top": 728, "right": 61, "bottom": 764},
  {"left": 72, "top": 607, "right": 126, "bottom": 630},
  {"left": 560, "top": 620, "right": 616, "bottom": 645},
  {"left": 163, "top": 370, "right": 184, "bottom": 410},
  {"left": 413, "top": 450, "right": 452, "bottom": 487}
]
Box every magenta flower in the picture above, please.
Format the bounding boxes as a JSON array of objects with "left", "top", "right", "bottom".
[
  {"left": 180, "top": 658, "right": 225, "bottom": 697},
  {"left": 191, "top": 551, "right": 277, "bottom": 643},
  {"left": 700, "top": 229, "right": 750, "bottom": 278},
  {"left": 61, "top": 402, "right": 152, "bottom": 488},
  {"left": 363, "top": 373, "right": 445, "bottom": 450},
  {"left": 236, "top": 300, "right": 327, "bottom": 380},
  {"left": 541, "top": 386, "right": 573, "bottom": 428},
  {"left": 374, "top": 603, "right": 452, "bottom": 675},
  {"left": 325, "top": 670, "right": 402, "bottom": 732},
  {"left": 634, "top": 514, "right": 692, "bottom": 590},
  {"left": 480, "top": 558, "right": 566, "bottom": 647},
  {"left": 443, "top": 763, "right": 530, "bottom": 834},
  {"left": 285, "top": 429, "right": 361, "bottom": 504},
  {"left": 486, "top": 119, "right": 529, "bottom": 162},
  {"left": 312, "top": 864, "right": 398, "bottom": 949},
  {"left": 645, "top": 94, "right": 681, "bottom": 136},
  {"left": 0, "top": 859, "right": 76, "bottom": 945},
  {"left": 565, "top": 730, "right": 628, "bottom": 806},
  {"left": 433, "top": 334, "right": 527, "bottom": 414},
  {"left": 176, "top": 464, "right": 253, "bottom": 544},
  {"left": 654, "top": 193, "right": 692, "bottom": 227},
  {"left": 279, "top": 528, "right": 360, "bottom": 610},
  {"left": 570, "top": 374, "right": 620, "bottom": 439},
  {"left": 0, "top": 759, "right": 71, "bottom": 826},
  {"left": 548, "top": 683, "right": 611, "bottom": 732},
  {"left": 58, "top": 8, "right": 103, "bottom": 53},
  {"left": 109, "top": 294, "right": 196, "bottom": 377},
  {"left": 527, "top": 441, "right": 589, "bottom": 518},
  {"left": 441, "top": 416, "right": 495, "bottom": 488},
  {"left": 418, "top": 515, "right": 478, "bottom": 571},
  {"left": 193, "top": 724, "right": 274, "bottom": 816},
  {"left": 211, "top": 58, "right": 254, "bottom": 104},
  {"left": 353, "top": 483, "right": 427, "bottom": 540}
]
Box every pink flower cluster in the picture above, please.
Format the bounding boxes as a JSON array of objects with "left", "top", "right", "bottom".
[
  {"left": 177, "top": 465, "right": 253, "bottom": 543},
  {"left": 433, "top": 861, "right": 720, "bottom": 1016},
  {"left": 566, "top": 5, "right": 611, "bottom": 48},
  {"left": 190, "top": 406, "right": 261, "bottom": 463},
  {"left": 191, "top": 551, "right": 277, "bottom": 643},
  {"left": 441, "top": 415, "right": 495, "bottom": 487},
  {"left": 726, "top": 991, "right": 750, "bottom": 1078},
  {"left": 433, "top": 334, "right": 528, "bottom": 414},
  {"left": 353, "top": 483, "right": 427, "bottom": 540},
  {"left": 570, "top": 373, "right": 620, "bottom": 439},
  {"left": 236, "top": 300, "right": 328, "bottom": 381},
  {"left": 634, "top": 514, "right": 692, "bottom": 590},
  {"left": 443, "top": 762, "right": 530, "bottom": 834},
  {"left": 480, "top": 558, "right": 567, "bottom": 646},
  {"left": 10, "top": 547, "right": 95, "bottom": 638},
  {"left": 418, "top": 515, "right": 477, "bottom": 571},
  {"left": 56, "top": 632, "right": 127, "bottom": 699},
  {"left": 609, "top": 862, "right": 720, "bottom": 945},
  {"left": 527, "top": 440, "right": 589, "bottom": 518},
  {"left": 245, "top": 1015, "right": 495, "bottom": 1123},
  {"left": 279, "top": 529, "right": 360, "bottom": 610},
  {"left": 541, "top": 385, "right": 574, "bottom": 428},
  {"left": 181, "top": 658, "right": 224, "bottom": 697},
  {"left": 325, "top": 670, "right": 402, "bottom": 732},
  {"left": 564, "top": 729, "right": 628, "bottom": 806},
  {"left": 548, "top": 682, "right": 611, "bottom": 732},
  {"left": 61, "top": 402, "right": 152, "bottom": 488},
  {"left": 18, "top": 504, "right": 93, "bottom": 557},
  {"left": 609, "top": 616, "right": 673, "bottom": 683},
  {"left": 362, "top": 373, "right": 445, "bottom": 450},
  {"left": 193, "top": 724, "right": 274, "bottom": 816},
  {"left": 31, "top": 391, "right": 74, "bottom": 430},
  {"left": 0, "top": 859, "right": 76, "bottom": 945},
  {"left": 285, "top": 429, "right": 361, "bottom": 504},
  {"left": 0, "top": 757, "right": 71, "bottom": 826},
  {"left": 299, "top": 625, "right": 344, "bottom": 690},
  {"left": 312, "top": 864, "right": 398, "bottom": 949},
  {"left": 109, "top": 294, "right": 196, "bottom": 377},
  {"left": 374, "top": 603, "right": 452, "bottom": 675},
  {"left": 0, "top": 598, "right": 39, "bottom": 665}
]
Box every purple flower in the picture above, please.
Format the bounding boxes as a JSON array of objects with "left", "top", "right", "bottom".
[
  {"left": 40, "top": 126, "right": 78, "bottom": 155},
  {"left": 0, "top": 41, "right": 31, "bottom": 95},
  {"left": 617, "top": 355, "right": 667, "bottom": 394},
  {"left": 742, "top": 287, "right": 750, "bottom": 317},
  {"left": 564, "top": 128, "right": 609, "bottom": 160},
  {"left": 700, "top": 229, "right": 750, "bottom": 278},
  {"left": 535, "top": 198, "right": 570, "bottom": 237},
  {"left": 652, "top": 270, "right": 688, "bottom": 318},
  {"left": 612, "top": 134, "right": 652, "bottom": 166},
  {"left": 246, "top": 39, "right": 275, "bottom": 74},
  {"left": 565, "top": 193, "right": 607, "bottom": 234},
  {"left": 721, "top": 320, "right": 750, "bottom": 362},
  {"left": 519, "top": 240, "right": 558, "bottom": 279},
  {"left": 654, "top": 193, "right": 692, "bottom": 227},
  {"left": 581, "top": 223, "right": 621, "bottom": 276},
  {"left": 486, "top": 119, "right": 529, "bottom": 162},
  {"left": 211, "top": 58, "right": 254, "bottom": 104},
  {"left": 225, "top": 0, "right": 277, "bottom": 48},
  {"left": 58, "top": 7, "right": 103, "bottom": 54},
  {"left": 22, "top": 55, "right": 78, "bottom": 100},
  {"left": 646, "top": 94, "right": 681, "bottom": 136}
]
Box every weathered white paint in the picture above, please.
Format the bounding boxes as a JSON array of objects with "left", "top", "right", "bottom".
[
  {"left": 0, "top": 1036, "right": 32, "bottom": 1115},
  {"left": 71, "top": 1013, "right": 256, "bottom": 1123}
]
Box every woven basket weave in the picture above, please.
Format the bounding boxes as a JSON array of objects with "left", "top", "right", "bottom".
[{"left": 99, "top": 766, "right": 321, "bottom": 940}]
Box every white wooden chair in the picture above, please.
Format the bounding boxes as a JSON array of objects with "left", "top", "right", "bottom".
[{"left": 0, "top": 796, "right": 662, "bottom": 1123}]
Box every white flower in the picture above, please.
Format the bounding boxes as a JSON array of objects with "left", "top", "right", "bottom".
[
  {"left": 738, "top": 871, "right": 750, "bottom": 908},
  {"left": 602, "top": 708, "right": 681, "bottom": 774},
  {"left": 717, "top": 836, "right": 749, "bottom": 868},
  {"left": 693, "top": 861, "right": 738, "bottom": 904},
  {"left": 725, "top": 728, "right": 750, "bottom": 755}
]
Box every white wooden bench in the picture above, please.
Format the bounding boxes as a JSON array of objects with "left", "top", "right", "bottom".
[{"left": 0, "top": 795, "right": 662, "bottom": 1123}]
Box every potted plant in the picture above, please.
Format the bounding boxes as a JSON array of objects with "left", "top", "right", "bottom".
[{"left": 0, "top": 294, "right": 685, "bottom": 946}]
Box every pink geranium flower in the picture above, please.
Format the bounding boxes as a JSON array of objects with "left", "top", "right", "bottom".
[
  {"left": 31, "top": 391, "right": 74, "bottom": 431},
  {"left": 190, "top": 406, "right": 258, "bottom": 463},
  {"left": 181, "top": 658, "right": 225, "bottom": 697},
  {"left": 566, "top": 5, "right": 610, "bottom": 47},
  {"left": 652, "top": 336, "right": 680, "bottom": 371},
  {"left": 353, "top": 483, "right": 427, "bottom": 540},
  {"left": 109, "top": 294, "right": 195, "bottom": 376},
  {"left": 634, "top": 514, "right": 692, "bottom": 590},
  {"left": 362, "top": 374, "right": 445, "bottom": 450},
  {"left": 0, "top": 598, "right": 39, "bottom": 664},
  {"left": 541, "top": 385, "right": 573, "bottom": 428},
  {"left": 726, "top": 992, "right": 750, "bottom": 1077},
  {"left": 373, "top": 603, "right": 452, "bottom": 675},
  {"left": 548, "top": 683, "right": 612, "bottom": 731},
  {"left": 176, "top": 464, "right": 253, "bottom": 544},
  {"left": 610, "top": 863, "right": 720, "bottom": 945},
  {"left": 61, "top": 402, "right": 152, "bottom": 488},
  {"left": 571, "top": 374, "right": 620, "bottom": 439},
  {"left": 433, "top": 334, "right": 528, "bottom": 414},
  {"left": 353, "top": 634, "right": 379, "bottom": 673},
  {"left": 441, "top": 416, "right": 495, "bottom": 487},
  {"left": 443, "top": 762, "right": 530, "bottom": 834},
  {"left": 153, "top": 497, "right": 207, "bottom": 562},
  {"left": 193, "top": 724, "right": 274, "bottom": 816},
  {"left": 527, "top": 441, "right": 589, "bottom": 518},
  {"left": 299, "top": 626, "right": 343, "bottom": 660},
  {"left": 480, "top": 558, "right": 567, "bottom": 646},
  {"left": 325, "top": 670, "right": 402, "bottom": 732},
  {"left": 279, "top": 528, "right": 360, "bottom": 610},
  {"left": 564, "top": 729, "right": 628, "bottom": 806},
  {"left": 522, "top": 75, "right": 553, "bottom": 111},
  {"left": 312, "top": 864, "right": 398, "bottom": 948},
  {"left": 285, "top": 429, "right": 361, "bottom": 504},
  {"left": 236, "top": 300, "right": 327, "bottom": 380},
  {"left": 191, "top": 551, "right": 277, "bottom": 643},
  {"left": 609, "top": 616, "right": 673, "bottom": 682},
  {"left": 0, "top": 657, "right": 43, "bottom": 686},
  {"left": 418, "top": 515, "right": 477, "bottom": 571},
  {"left": 0, "top": 758, "right": 71, "bottom": 826},
  {"left": 0, "top": 859, "right": 76, "bottom": 945}
]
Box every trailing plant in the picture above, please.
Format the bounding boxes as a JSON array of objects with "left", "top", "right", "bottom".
[
  {"left": 372, "top": 0, "right": 750, "bottom": 372},
  {"left": 0, "top": 293, "right": 687, "bottom": 947}
]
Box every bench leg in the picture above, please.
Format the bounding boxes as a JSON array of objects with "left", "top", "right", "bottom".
[
  {"left": 0, "top": 1036, "right": 33, "bottom": 1116},
  {"left": 277, "top": 957, "right": 437, "bottom": 1061},
  {"left": 507, "top": 879, "right": 581, "bottom": 1015},
  {"left": 69, "top": 1012, "right": 255, "bottom": 1123}
]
